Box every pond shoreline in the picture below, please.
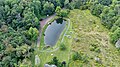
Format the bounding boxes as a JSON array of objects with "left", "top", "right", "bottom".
[
  {"left": 37, "top": 19, "right": 71, "bottom": 52},
  {"left": 37, "top": 14, "right": 56, "bottom": 47},
  {"left": 44, "top": 18, "right": 66, "bottom": 46}
]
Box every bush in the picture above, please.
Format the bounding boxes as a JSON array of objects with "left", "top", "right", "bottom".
[
  {"left": 60, "top": 9, "right": 69, "bottom": 17},
  {"left": 95, "top": 48, "right": 101, "bottom": 53},
  {"left": 47, "top": 57, "right": 66, "bottom": 67},
  {"left": 98, "top": 0, "right": 112, "bottom": 6},
  {"left": 90, "top": 4, "right": 103, "bottom": 17},
  {"left": 89, "top": 45, "right": 95, "bottom": 51},
  {"left": 80, "top": 5, "right": 89, "bottom": 10},
  {"left": 110, "top": 25, "right": 119, "bottom": 32},
  {"left": 72, "top": 51, "right": 89, "bottom": 63},
  {"left": 110, "top": 27, "right": 120, "bottom": 44},
  {"left": 72, "top": 52, "right": 81, "bottom": 61},
  {"left": 55, "top": 6, "right": 69, "bottom": 17},
  {"left": 89, "top": 43, "right": 101, "bottom": 53},
  {"left": 60, "top": 43, "right": 66, "bottom": 51},
  {"left": 81, "top": 55, "right": 89, "bottom": 63},
  {"left": 114, "top": 18, "right": 120, "bottom": 27},
  {"left": 27, "top": 27, "right": 39, "bottom": 41}
]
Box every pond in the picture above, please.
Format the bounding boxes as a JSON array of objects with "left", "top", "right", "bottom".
[{"left": 44, "top": 18, "right": 66, "bottom": 46}]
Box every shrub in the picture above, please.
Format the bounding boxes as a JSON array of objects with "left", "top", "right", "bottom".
[
  {"left": 89, "top": 45, "right": 95, "bottom": 51},
  {"left": 114, "top": 18, "right": 120, "bottom": 27},
  {"left": 110, "top": 25, "right": 119, "bottom": 32},
  {"left": 95, "top": 48, "right": 101, "bottom": 53},
  {"left": 90, "top": 4, "right": 103, "bottom": 17},
  {"left": 55, "top": 6, "right": 69, "bottom": 17},
  {"left": 72, "top": 52, "right": 81, "bottom": 61},
  {"left": 47, "top": 57, "right": 60, "bottom": 66},
  {"left": 60, "top": 43, "right": 66, "bottom": 51},
  {"left": 81, "top": 55, "right": 89, "bottom": 63},
  {"left": 47, "top": 57, "right": 66, "bottom": 67},
  {"left": 80, "top": 5, "right": 89, "bottom": 10},
  {"left": 110, "top": 27, "right": 120, "bottom": 44},
  {"left": 72, "top": 51, "right": 89, "bottom": 63},
  {"left": 89, "top": 43, "right": 101, "bottom": 53}
]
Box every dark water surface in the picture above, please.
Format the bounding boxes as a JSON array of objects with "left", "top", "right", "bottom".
[{"left": 44, "top": 18, "right": 66, "bottom": 46}]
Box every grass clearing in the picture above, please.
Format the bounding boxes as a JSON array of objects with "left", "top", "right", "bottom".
[{"left": 68, "top": 9, "right": 120, "bottom": 67}]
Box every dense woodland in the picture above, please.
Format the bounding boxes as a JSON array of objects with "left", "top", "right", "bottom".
[{"left": 0, "top": 0, "right": 120, "bottom": 67}]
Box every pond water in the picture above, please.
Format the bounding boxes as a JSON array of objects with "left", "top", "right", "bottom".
[{"left": 44, "top": 18, "right": 66, "bottom": 46}]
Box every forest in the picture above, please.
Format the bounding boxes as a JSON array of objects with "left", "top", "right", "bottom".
[{"left": 0, "top": 0, "right": 120, "bottom": 67}]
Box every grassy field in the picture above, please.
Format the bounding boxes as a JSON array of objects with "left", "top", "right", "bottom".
[
  {"left": 68, "top": 9, "right": 120, "bottom": 67},
  {"left": 37, "top": 18, "right": 73, "bottom": 67},
  {"left": 35, "top": 9, "right": 120, "bottom": 67}
]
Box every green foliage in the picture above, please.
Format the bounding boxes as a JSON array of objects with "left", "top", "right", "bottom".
[
  {"left": 74, "top": 0, "right": 81, "bottom": 9},
  {"left": 0, "top": 27, "right": 24, "bottom": 47},
  {"left": 88, "top": 0, "right": 118, "bottom": 30},
  {"left": 55, "top": 6, "right": 62, "bottom": 16},
  {"left": 47, "top": 57, "right": 66, "bottom": 67},
  {"left": 110, "top": 25, "right": 119, "bottom": 32},
  {"left": 43, "top": 2, "right": 55, "bottom": 15},
  {"left": 89, "top": 0, "right": 120, "bottom": 47},
  {"left": 89, "top": 43, "right": 101, "bottom": 53},
  {"left": 96, "top": 0, "right": 120, "bottom": 45},
  {"left": 65, "top": 0, "right": 90, "bottom": 9},
  {"left": 72, "top": 52, "right": 81, "bottom": 61},
  {"left": 51, "top": 57, "right": 59, "bottom": 66},
  {"left": 59, "top": 0, "right": 65, "bottom": 7},
  {"left": 95, "top": 47, "right": 101, "bottom": 53},
  {"left": 55, "top": 6, "right": 69, "bottom": 17},
  {"left": 0, "top": 26, "right": 34, "bottom": 66},
  {"left": 110, "top": 27, "right": 120, "bottom": 44},
  {"left": 27, "top": 27, "right": 39, "bottom": 41},
  {"left": 60, "top": 43, "right": 66, "bottom": 50},
  {"left": 66, "top": 2, "right": 75, "bottom": 9},
  {"left": 90, "top": 4, "right": 103, "bottom": 17},
  {"left": 0, "top": 0, "right": 41, "bottom": 66},
  {"left": 60, "top": 9, "right": 69, "bottom": 17},
  {"left": 31, "top": 0, "right": 41, "bottom": 18},
  {"left": 98, "top": 0, "right": 112, "bottom": 6},
  {"left": 72, "top": 51, "right": 89, "bottom": 63},
  {"left": 100, "top": 9, "right": 117, "bottom": 29},
  {"left": 23, "top": 10, "right": 39, "bottom": 29},
  {"left": 114, "top": 18, "right": 120, "bottom": 27},
  {"left": 114, "top": 4, "right": 120, "bottom": 15},
  {"left": 80, "top": 5, "right": 89, "bottom": 10},
  {"left": 64, "top": 0, "right": 69, "bottom": 7}
]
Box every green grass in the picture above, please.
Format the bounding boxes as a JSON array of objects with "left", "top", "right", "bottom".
[{"left": 68, "top": 9, "right": 120, "bottom": 67}]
